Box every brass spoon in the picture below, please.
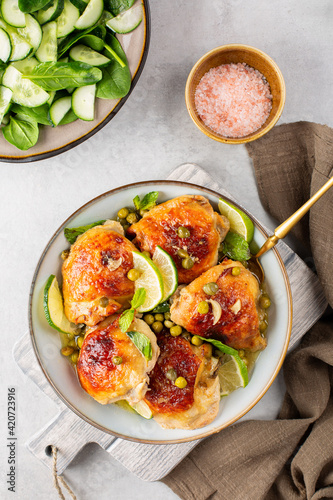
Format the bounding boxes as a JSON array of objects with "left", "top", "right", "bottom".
[{"left": 252, "top": 176, "right": 333, "bottom": 281}]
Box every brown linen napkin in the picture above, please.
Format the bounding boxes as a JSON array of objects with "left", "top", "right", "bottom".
[{"left": 162, "top": 122, "right": 333, "bottom": 500}]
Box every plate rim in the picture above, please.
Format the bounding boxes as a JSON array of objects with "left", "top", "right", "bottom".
[
  {"left": 0, "top": 0, "right": 151, "bottom": 164},
  {"left": 29, "top": 179, "right": 293, "bottom": 444}
]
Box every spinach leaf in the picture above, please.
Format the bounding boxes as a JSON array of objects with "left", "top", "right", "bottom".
[
  {"left": 2, "top": 115, "right": 39, "bottom": 150},
  {"left": 127, "top": 331, "right": 152, "bottom": 361},
  {"left": 119, "top": 288, "right": 146, "bottom": 332},
  {"left": 58, "top": 25, "right": 107, "bottom": 58},
  {"left": 105, "top": 0, "right": 135, "bottom": 16},
  {"left": 222, "top": 232, "right": 251, "bottom": 261},
  {"left": 64, "top": 220, "right": 106, "bottom": 244},
  {"left": 96, "top": 35, "right": 131, "bottom": 99},
  {"left": 26, "top": 62, "right": 102, "bottom": 91},
  {"left": 59, "top": 108, "right": 78, "bottom": 125},
  {"left": 11, "top": 103, "right": 51, "bottom": 126},
  {"left": 18, "top": 0, "right": 51, "bottom": 13},
  {"left": 133, "top": 192, "right": 159, "bottom": 211}
]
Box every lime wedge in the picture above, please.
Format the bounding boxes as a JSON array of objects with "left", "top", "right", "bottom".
[
  {"left": 152, "top": 246, "right": 178, "bottom": 302},
  {"left": 43, "top": 275, "right": 77, "bottom": 335},
  {"left": 218, "top": 198, "right": 254, "bottom": 243},
  {"left": 130, "top": 400, "right": 153, "bottom": 419},
  {"left": 132, "top": 252, "right": 164, "bottom": 313},
  {"left": 218, "top": 354, "right": 249, "bottom": 397}
]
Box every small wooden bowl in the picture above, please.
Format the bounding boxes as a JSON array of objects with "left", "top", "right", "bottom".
[{"left": 185, "top": 44, "right": 286, "bottom": 144}]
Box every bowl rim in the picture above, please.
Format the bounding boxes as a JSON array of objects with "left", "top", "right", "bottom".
[
  {"left": 29, "top": 179, "right": 292, "bottom": 444},
  {"left": 185, "top": 43, "right": 286, "bottom": 144},
  {"left": 0, "top": 0, "right": 151, "bottom": 164}
]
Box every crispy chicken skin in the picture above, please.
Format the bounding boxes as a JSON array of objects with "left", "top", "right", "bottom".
[
  {"left": 144, "top": 331, "right": 220, "bottom": 430},
  {"left": 170, "top": 259, "right": 266, "bottom": 352},
  {"left": 62, "top": 221, "right": 136, "bottom": 326},
  {"left": 77, "top": 317, "right": 159, "bottom": 405},
  {"left": 127, "top": 195, "right": 230, "bottom": 283}
]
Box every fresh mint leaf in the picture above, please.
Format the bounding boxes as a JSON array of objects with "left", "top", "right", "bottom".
[
  {"left": 132, "top": 191, "right": 159, "bottom": 211},
  {"left": 64, "top": 220, "right": 106, "bottom": 244},
  {"left": 197, "top": 337, "right": 239, "bottom": 357},
  {"left": 133, "top": 195, "right": 141, "bottom": 210},
  {"left": 127, "top": 331, "right": 152, "bottom": 361},
  {"left": 119, "top": 308, "right": 135, "bottom": 333},
  {"left": 223, "top": 232, "right": 251, "bottom": 261},
  {"left": 130, "top": 288, "right": 146, "bottom": 309}
]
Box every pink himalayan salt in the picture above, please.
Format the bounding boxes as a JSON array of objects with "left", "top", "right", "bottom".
[{"left": 194, "top": 62, "right": 272, "bottom": 138}]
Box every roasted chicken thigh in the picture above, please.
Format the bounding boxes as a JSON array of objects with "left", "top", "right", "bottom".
[
  {"left": 62, "top": 221, "right": 136, "bottom": 326},
  {"left": 170, "top": 259, "right": 266, "bottom": 352},
  {"left": 144, "top": 331, "right": 220, "bottom": 429},
  {"left": 127, "top": 195, "right": 230, "bottom": 283},
  {"left": 77, "top": 317, "right": 159, "bottom": 405}
]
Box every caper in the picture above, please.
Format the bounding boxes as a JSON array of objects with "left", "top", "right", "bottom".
[
  {"left": 170, "top": 325, "right": 182, "bottom": 337},
  {"left": 127, "top": 268, "right": 141, "bottom": 281},
  {"left": 164, "top": 312, "right": 171, "bottom": 320},
  {"left": 259, "top": 320, "right": 268, "bottom": 332},
  {"left": 113, "top": 356, "right": 123, "bottom": 365},
  {"left": 164, "top": 320, "right": 174, "bottom": 329},
  {"left": 166, "top": 368, "right": 177, "bottom": 381},
  {"left": 141, "top": 251, "right": 151, "bottom": 259},
  {"left": 117, "top": 207, "right": 129, "bottom": 219},
  {"left": 191, "top": 335, "right": 203, "bottom": 346},
  {"left": 144, "top": 313, "right": 155, "bottom": 325},
  {"left": 182, "top": 331, "right": 191, "bottom": 342},
  {"left": 66, "top": 333, "right": 75, "bottom": 341},
  {"left": 99, "top": 296, "right": 109, "bottom": 308},
  {"left": 177, "top": 226, "right": 190, "bottom": 238},
  {"left": 154, "top": 313, "right": 164, "bottom": 322},
  {"left": 182, "top": 257, "right": 194, "bottom": 269},
  {"left": 232, "top": 266, "right": 241, "bottom": 277},
  {"left": 61, "top": 346, "right": 74, "bottom": 356},
  {"left": 177, "top": 248, "right": 189, "bottom": 259},
  {"left": 259, "top": 295, "right": 271, "bottom": 309},
  {"left": 152, "top": 321, "right": 163, "bottom": 333},
  {"left": 77, "top": 336, "right": 84, "bottom": 349},
  {"left": 67, "top": 339, "right": 76, "bottom": 348},
  {"left": 197, "top": 300, "right": 209, "bottom": 314},
  {"left": 126, "top": 212, "right": 138, "bottom": 224},
  {"left": 203, "top": 282, "right": 219, "bottom": 295},
  {"left": 71, "top": 351, "right": 79, "bottom": 364},
  {"left": 174, "top": 376, "right": 187, "bottom": 388},
  {"left": 61, "top": 249, "right": 70, "bottom": 260}
]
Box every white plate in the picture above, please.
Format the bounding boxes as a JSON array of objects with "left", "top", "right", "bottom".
[{"left": 29, "top": 181, "right": 292, "bottom": 444}]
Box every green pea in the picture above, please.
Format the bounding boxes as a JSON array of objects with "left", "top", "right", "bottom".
[
  {"left": 259, "top": 295, "right": 271, "bottom": 309},
  {"left": 166, "top": 368, "right": 177, "bottom": 381},
  {"left": 61, "top": 249, "right": 70, "bottom": 260},
  {"left": 71, "top": 351, "right": 79, "bottom": 364},
  {"left": 152, "top": 321, "right": 163, "bottom": 333},
  {"left": 203, "top": 282, "right": 219, "bottom": 295},
  {"left": 113, "top": 356, "right": 123, "bottom": 365},
  {"left": 177, "top": 248, "right": 189, "bottom": 258},
  {"left": 177, "top": 226, "right": 190, "bottom": 238},
  {"left": 164, "top": 320, "right": 174, "bottom": 329},
  {"left": 126, "top": 212, "right": 138, "bottom": 224},
  {"left": 67, "top": 339, "right": 76, "bottom": 348},
  {"left": 66, "top": 333, "right": 75, "bottom": 341},
  {"left": 141, "top": 251, "right": 151, "bottom": 259},
  {"left": 77, "top": 337, "right": 84, "bottom": 349},
  {"left": 191, "top": 335, "right": 203, "bottom": 346},
  {"left": 259, "top": 320, "right": 268, "bottom": 332},
  {"left": 127, "top": 269, "right": 141, "bottom": 281},
  {"left": 170, "top": 325, "right": 182, "bottom": 337},
  {"left": 232, "top": 266, "right": 241, "bottom": 276},
  {"left": 61, "top": 346, "right": 74, "bottom": 356},
  {"left": 144, "top": 313, "right": 155, "bottom": 325},
  {"left": 197, "top": 301, "right": 209, "bottom": 314},
  {"left": 117, "top": 207, "right": 129, "bottom": 219},
  {"left": 99, "top": 296, "right": 109, "bottom": 308},
  {"left": 154, "top": 313, "right": 164, "bottom": 322},
  {"left": 174, "top": 376, "right": 187, "bottom": 388},
  {"left": 164, "top": 312, "right": 171, "bottom": 320},
  {"left": 182, "top": 257, "right": 194, "bottom": 269}
]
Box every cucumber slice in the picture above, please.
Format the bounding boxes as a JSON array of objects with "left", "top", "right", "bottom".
[
  {"left": 11, "top": 56, "right": 39, "bottom": 74},
  {"left": 1, "top": 0, "right": 26, "bottom": 28},
  {"left": 0, "top": 19, "right": 33, "bottom": 61},
  {"left": 2, "top": 65, "right": 49, "bottom": 107},
  {"left": 17, "top": 15, "right": 43, "bottom": 54},
  {"left": 74, "top": 0, "right": 103, "bottom": 30},
  {"left": 37, "top": 0, "right": 65, "bottom": 24},
  {"left": 106, "top": 2, "right": 143, "bottom": 34},
  {"left": 49, "top": 95, "right": 72, "bottom": 125},
  {"left": 0, "top": 86, "right": 13, "bottom": 123},
  {"left": 35, "top": 21, "right": 57, "bottom": 62},
  {"left": 56, "top": 0, "right": 80, "bottom": 37},
  {"left": 0, "top": 28, "right": 11, "bottom": 63},
  {"left": 72, "top": 83, "right": 96, "bottom": 120},
  {"left": 69, "top": 44, "right": 110, "bottom": 66}
]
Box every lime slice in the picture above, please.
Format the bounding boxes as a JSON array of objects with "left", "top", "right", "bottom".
[
  {"left": 218, "top": 354, "right": 249, "bottom": 397},
  {"left": 132, "top": 252, "right": 164, "bottom": 313},
  {"left": 218, "top": 198, "right": 254, "bottom": 243},
  {"left": 43, "top": 275, "right": 77, "bottom": 335},
  {"left": 130, "top": 400, "right": 153, "bottom": 419},
  {"left": 152, "top": 246, "right": 178, "bottom": 302}
]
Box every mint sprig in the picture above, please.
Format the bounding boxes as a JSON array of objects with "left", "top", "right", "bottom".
[
  {"left": 119, "top": 288, "right": 146, "bottom": 332},
  {"left": 133, "top": 191, "right": 158, "bottom": 211}
]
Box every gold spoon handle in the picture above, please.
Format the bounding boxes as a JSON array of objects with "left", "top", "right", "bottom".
[{"left": 255, "top": 175, "right": 333, "bottom": 258}]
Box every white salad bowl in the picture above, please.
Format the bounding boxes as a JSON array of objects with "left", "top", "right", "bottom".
[{"left": 29, "top": 181, "right": 292, "bottom": 444}]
